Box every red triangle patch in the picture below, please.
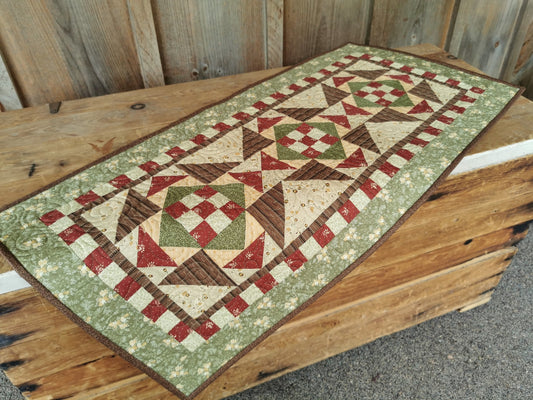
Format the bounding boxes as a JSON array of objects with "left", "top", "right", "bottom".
[
  {"left": 257, "top": 117, "right": 284, "bottom": 133},
  {"left": 333, "top": 76, "right": 354, "bottom": 87},
  {"left": 224, "top": 233, "right": 264, "bottom": 269},
  {"left": 388, "top": 74, "right": 414, "bottom": 85},
  {"left": 342, "top": 101, "right": 372, "bottom": 116},
  {"left": 408, "top": 100, "right": 434, "bottom": 114},
  {"left": 137, "top": 227, "right": 178, "bottom": 268},
  {"left": 319, "top": 115, "right": 351, "bottom": 129},
  {"left": 147, "top": 176, "right": 187, "bottom": 197},
  {"left": 261, "top": 152, "right": 296, "bottom": 171},
  {"left": 337, "top": 148, "right": 367, "bottom": 168},
  {"left": 229, "top": 171, "right": 263, "bottom": 192}
]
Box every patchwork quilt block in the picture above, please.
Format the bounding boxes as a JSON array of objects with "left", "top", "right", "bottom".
[{"left": 0, "top": 44, "right": 522, "bottom": 399}]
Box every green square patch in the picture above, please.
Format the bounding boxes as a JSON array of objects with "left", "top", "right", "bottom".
[
  {"left": 159, "top": 183, "right": 246, "bottom": 250},
  {"left": 274, "top": 122, "right": 346, "bottom": 160}
]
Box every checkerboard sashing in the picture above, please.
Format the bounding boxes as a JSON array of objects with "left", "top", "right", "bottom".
[{"left": 0, "top": 44, "right": 522, "bottom": 399}]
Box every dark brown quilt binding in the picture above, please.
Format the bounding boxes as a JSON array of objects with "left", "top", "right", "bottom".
[{"left": 0, "top": 43, "right": 524, "bottom": 399}]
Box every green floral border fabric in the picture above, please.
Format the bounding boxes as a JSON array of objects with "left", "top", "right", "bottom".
[{"left": 0, "top": 44, "right": 520, "bottom": 398}]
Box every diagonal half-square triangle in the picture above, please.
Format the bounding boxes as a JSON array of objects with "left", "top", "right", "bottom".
[
  {"left": 159, "top": 250, "right": 237, "bottom": 286},
  {"left": 343, "top": 124, "right": 381, "bottom": 154}
]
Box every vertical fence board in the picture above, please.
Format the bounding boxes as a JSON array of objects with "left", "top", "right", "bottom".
[
  {"left": 127, "top": 0, "right": 165, "bottom": 88},
  {"left": 448, "top": 0, "right": 525, "bottom": 78},
  {"left": 152, "top": 0, "right": 267, "bottom": 84},
  {"left": 0, "top": 48, "right": 22, "bottom": 110},
  {"left": 266, "top": 0, "right": 284, "bottom": 68},
  {"left": 0, "top": 0, "right": 144, "bottom": 107},
  {"left": 283, "top": 0, "right": 372, "bottom": 65},
  {"left": 501, "top": 0, "right": 533, "bottom": 99},
  {"left": 369, "top": 0, "right": 456, "bottom": 49}
]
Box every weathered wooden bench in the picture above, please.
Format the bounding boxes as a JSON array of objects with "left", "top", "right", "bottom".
[{"left": 0, "top": 44, "right": 531, "bottom": 399}]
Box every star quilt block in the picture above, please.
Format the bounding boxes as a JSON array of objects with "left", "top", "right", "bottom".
[{"left": 0, "top": 44, "right": 522, "bottom": 399}]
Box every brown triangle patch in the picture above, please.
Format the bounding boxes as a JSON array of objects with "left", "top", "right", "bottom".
[
  {"left": 347, "top": 69, "right": 389, "bottom": 80},
  {"left": 178, "top": 163, "right": 239, "bottom": 184},
  {"left": 116, "top": 190, "right": 161, "bottom": 243},
  {"left": 368, "top": 108, "right": 421, "bottom": 123},
  {"left": 159, "top": 250, "right": 236, "bottom": 286},
  {"left": 321, "top": 83, "right": 350, "bottom": 106},
  {"left": 243, "top": 127, "right": 274, "bottom": 159},
  {"left": 247, "top": 182, "right": 285, "bottom": 248},
  {"left": 409, "top": 80, "right": 442, "bottom": 104},
  {"left": 276, "top": 107, "right": 325, "bottom": 121},
  {"left": 343, "top": 125, "right": 381, "bottom": 154},
  {"left": 285, "top": 160, "right": 352, "bottom": 181}
]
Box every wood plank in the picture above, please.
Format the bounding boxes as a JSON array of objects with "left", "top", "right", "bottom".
[
  {"left": 0, "top": 48, "right": 22, "bottom": 110},
  {"left": 283, "top": 0, "right": 373, "bottom": 65},
  {"left": 448, "top": 0, "right": 525, "bottom": 78},
  {"left": 0, "top": 0, "right": 144, "bottom": 107},
  {"left": 152, "top": 0, "right": 267, "bottom": 84},
  {"left": 502, "top": 0, "right": 533, "bottom": 80},
  {"left": 195, "top": 249, "right": 514, "bottom": 399},
  {"left": 266, "top": 0, "right": 284, "bottom": 68},
  {"left": 501, "top": 0, "right": 533, "bottom": 99},
  {"left": 369, "top": 0, "right": 456, "bottom": 49},
  {"left": 0, "top": 44, "right": 531, "bottom": 275},
  {"left": 2, "top": 248, "right": 515, "bottom": 399},
  {"left": 127, "top": 0, "right": 165, "bottom": 88}
]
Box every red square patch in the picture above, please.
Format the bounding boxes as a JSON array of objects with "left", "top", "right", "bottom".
[
  {"left": 109, "top": 175, "right": 132, "bottom": 188},
  {"left": 84, "top": 247, "right": 112, "bottom": 274},
  {"left": 338, "top": 200, "right": 359, "bottom": 223},
  {"left": 379, "top": 161, "right": 400, "bottom": 177},
  {"left": 58, "top": 225, "right": 85, "bottom": 245},
  {"left": 75, "top": 191, "right": 100, "bottom": 206},
  {"left": 191, "top": 134, "right": 208, "bottom": 145},
  {"left": 213, "top": 122, "right": 232, "bottom": 132},
  {"left": 285, "top": 250, "right": 307, "bottom": 271},
  {"left": 114, "top": 276, "right": 141, "bottom": 300},
  {"left": 313, "top": 224, "right": 335, "bottom": 247},
  {"left": 166, "top": 146, "right": 186, "bottom": 158},
  {"left": 196, "top": 320, "right": 220, "bottom": 340},
  {"left": 233, "top": 111, "right": 251, "bottom": 120},
  {"left": 289, "top": 83, "right": 301, "bottom": 91},
  {"left": 40, "top": 210, "right": 64, "bottom": 226},
  {"left": 142, "top": 299, "right": 167, "bottom": 322},
  {"left": 255, "top": 273, "right": 278, "bottom": 294},
  {"left": 360, "top": 179, "right": 381, "bottom": 199},
  {"left": 253, "top": 101, "right": 269, "bottom": 110},
  {"left": 225, "top": 295, "right": 249, "bottom": 317},
  {"left": 169, "top": 321, "right": 191, "bottom": 342},
  {"left": 396, "top": 148, "right": 414, "bottom": 160},
  {"left": 139, "top": 161, "right": 160, "bottom": 173},
  {"left": 424, "top": 126, "right": 443, "bottom": 136}
]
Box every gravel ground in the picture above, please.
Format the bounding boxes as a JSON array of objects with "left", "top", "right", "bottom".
[{"left": 1, "top": 226, "right": 531, "bottom": 400}]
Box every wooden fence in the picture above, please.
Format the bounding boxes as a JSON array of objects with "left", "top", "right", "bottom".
[{"left": 0, "top": 0, "right": 531, "bottom": 110}]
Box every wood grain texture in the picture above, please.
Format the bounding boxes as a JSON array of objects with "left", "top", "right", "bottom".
[
  {"left": 0, "top": 248, "right": 516, "bottom": 399},
  {"left": 502, "top": 0, "right": 533, "bottom": 99},
  {"left": 0, "top": 48, "right": 22, "bottom": 111},
  {"left": 152, "top": 0, "right": 267, "bottom": 84},
  {"left": 369, "top": 0, "right": 456, "bottom": 48},
  {"left": 448, "top": 0, "right": 526, "bottom": 78},
  {"left": 127, "top": 0, "right": 165, "bottom": 88},
  {"left": 283, "top": 0, "right": 373, "bottom": 65},
  {"left": 266, "top": 0, "right": 284, "bottom": 68},
  {"left": 0, "top": 0, "right": 144, "bottom": 107},
  {"left": 1, "top": 43, "right": 532, "bottom": 274}
]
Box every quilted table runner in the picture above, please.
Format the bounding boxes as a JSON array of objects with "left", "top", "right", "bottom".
[{"left": 0, "top": 44, "right": 522, "bottom": 399}]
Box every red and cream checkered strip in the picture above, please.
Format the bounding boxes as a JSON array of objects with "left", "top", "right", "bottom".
[{"left": 39, "top": 50, "right": 481, "bottom": 349}]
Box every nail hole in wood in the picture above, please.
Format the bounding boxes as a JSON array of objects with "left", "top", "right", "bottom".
[
  {"left": 130, "top": 103, "right": 145, "bottom": 110},
  {"left": 464, "top": 239, "right": 473, "bottom": 245},
  {"left": 447, "top": 54, "right": 458, "bottom": 60}
]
